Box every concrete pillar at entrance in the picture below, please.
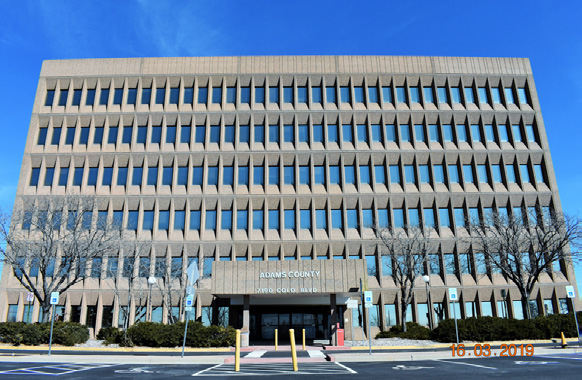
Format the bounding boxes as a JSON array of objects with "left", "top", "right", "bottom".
[
  {"left": 242, "top": 295, "right": 250, "bottom": 347},
  {"left": 330, "top": 294, "right": 337, "bottom": 346}
]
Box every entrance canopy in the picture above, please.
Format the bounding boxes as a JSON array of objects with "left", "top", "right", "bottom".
[{"left": 211, "top": 259, "right": 367, "bottom": 297}]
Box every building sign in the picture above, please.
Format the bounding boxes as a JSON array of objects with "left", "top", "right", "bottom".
[
  {"left": 259, "top": 271, "right": 320, "bottom": 279},
  {"left": 212, "top": 259, "right": 367, "bottom": 295}
]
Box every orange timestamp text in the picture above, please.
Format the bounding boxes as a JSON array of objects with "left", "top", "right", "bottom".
[{"left": 450, "top": 344, "right": 534, "bottom": 357}]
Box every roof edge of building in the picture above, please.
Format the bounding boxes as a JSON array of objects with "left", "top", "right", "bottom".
[{"left": 39, "top": 55, "right": 532, "bottom": 78}]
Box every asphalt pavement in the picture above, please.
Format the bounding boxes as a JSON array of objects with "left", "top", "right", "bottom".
[{"left": 0, "top": 341, "right": 580, "bottom": 378}]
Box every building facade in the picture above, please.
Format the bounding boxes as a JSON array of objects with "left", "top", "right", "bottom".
[{"left": 0, "top": 56, "right": 578, "bottom": 343}]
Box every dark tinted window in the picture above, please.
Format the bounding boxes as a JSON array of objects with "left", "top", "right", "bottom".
[
  {"left": 99, "top": 88, "right": 109, "bottom": 105},
  {"left": 58, "top": 89, "right": 68, "bottom": 106},
  {"left": 87, "top": 167, "right": 98, "bottom": 186},
  {"left": 136, "top": 126, "right": 147, "bottom": 143},
  {"left": 30, "top": 168, "right": 40, "bottom": 186},
  {"left": 108, "top": 127, "right": 118, "bottom": 144},
  {"left": 155, "top": 87, "right": 165, "bottom": 104},
  {"left": 180, "top": 125, "right": 191, "bottom": 143},
  {"left": 141, "top": 88, "right": 151, "bottom": 104},
  {"left": 45, "top": 90, "right": 55, "bottom": 106},
  {"left": 169, "top": 88, "right": 179, "bottom": 104},
  {"left": 241, "top": 87, "right": 250, "bottom": 103},
  {"left": 198, "top": 87, "right": 208, "bottom": 103},
  {"left": 86, "top": 89, "right": 96, "bottom": 105},
  {"left": 166, "top": 126, "right": 176, "bottom": 143},
  {"left": 117, "top": 167, "right": 127, "bottom": 186},
  {"left": 122, "top": 126, "right": 132, "bottom": 144},
  {"left": 127, "top": 88, "right": 137, "bottom": 105},
  {"left": 72, "top": 89, "right": 82, "bottom": 106},
  {"left": 44, "top": 168, "right": 55, "bottom": 186},
  {"left": 184, "top": 88, "right": 193, "bottom": 104},
  {"left": 113, "top": 88, "right": 123, "bottom": 105},
  {"left": 51, "top": 127, "right": 61, "bottom": 145},
  {"left": 79, "top": 127, "right": 89, "bottom": 144},
  {"left": 65, "top": 127, "right": 75, "bottom": 145},
  {"left": 151, "top": 126, "right": 162, "bottom": 143},
  {"left": 37, "top": 128, "right": 48, "bottom": 145},
  {"left": 93, "top": 127, "right": 103, "bottom": 144}
]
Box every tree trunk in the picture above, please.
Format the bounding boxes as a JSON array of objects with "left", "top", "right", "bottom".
[
  {"left": 41, "top": 303, "right": 51, "bottom": 323},
  {"left": 400, "top": 292, "right": 408, "bottom": 332},
  {"left": 522, "top": 293, "right": 532, "bottom": 320}
]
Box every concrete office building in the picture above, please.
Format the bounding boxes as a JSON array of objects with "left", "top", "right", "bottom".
[{"left": 0, "top": 56, "right": 578, "bottom": 344}]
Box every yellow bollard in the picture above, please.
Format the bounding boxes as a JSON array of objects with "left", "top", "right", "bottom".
[
  {"left": 289, "top": 329, "right": 298, "bottom": 371},
  {"left": 561, "top": 331, "right": 568, "bottom": 348},
  {"left": 302, "top": 329, "right": 306, "bottom": 350},
  {"left": 235, "top": 329, "right": 241, "bottom": 371},
  {"left": 275, "top": 328, "right": 278, "bottom": 351}
]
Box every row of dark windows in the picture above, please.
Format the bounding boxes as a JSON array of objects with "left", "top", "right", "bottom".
[
  {"left": 29, "top": 159, "right": 547, "bottom": 189},
  {"left": 44, "top": 81, "right": 531, "bottom": 109},
  {"left": 21, "top": 203, "right": 551, "bottom": 237},
  {"left": 12, "top": 246, "right": 562, "bottom": 284},
  {"left": 35, "top": 120, "right": 539, "bottom": 149}
]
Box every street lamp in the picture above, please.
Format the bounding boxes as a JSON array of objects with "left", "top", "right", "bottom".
[
  {"left": 147, "top": 276, "right": 157, "bottom": 322},
  {"left": 422, "top": 275, "right": 433, "bottom": 330}
]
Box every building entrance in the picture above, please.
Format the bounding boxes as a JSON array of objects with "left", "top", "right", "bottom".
[{"left": 249, "top": 305, "right": 329, "bottom": 343}]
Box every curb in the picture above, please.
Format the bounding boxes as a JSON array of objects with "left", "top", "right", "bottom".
[{"left": 0, "top": 344, "right": 231, "bottom": 353}]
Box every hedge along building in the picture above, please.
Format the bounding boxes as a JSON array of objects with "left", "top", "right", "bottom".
[{"left": 0, "top": 56, "right": 578, "bottom": 344}]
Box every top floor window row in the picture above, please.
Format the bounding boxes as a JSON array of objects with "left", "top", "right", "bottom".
[
  {"left": 35, "top": 120, "right": 540, "bottom": 149},
  {"left": 43, "top": 79, "right": 532, "bottom": 109}
]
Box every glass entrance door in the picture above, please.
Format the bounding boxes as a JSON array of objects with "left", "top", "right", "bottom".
[{"left": 252, "top": 306, "right": 329, "bottom": 342}]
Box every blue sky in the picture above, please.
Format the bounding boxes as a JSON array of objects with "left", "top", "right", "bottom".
[{"left": 0, "top": 0, "right": 581, "bottom": 288}]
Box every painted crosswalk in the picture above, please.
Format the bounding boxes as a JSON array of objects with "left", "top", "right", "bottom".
[
  {"left": 0, "top": 363, "right": 117, "bottom": 376},
  {"left": 193, "top": 362, "right": 356, "bottom": 376}
]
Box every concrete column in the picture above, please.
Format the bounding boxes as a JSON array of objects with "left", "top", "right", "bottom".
[
  {"left": 242, "top": 295, "right": 250, "bottom": 347},
  {"left": 112, "top": 295, "right": 119, "bottom": 328},
  {"left": 95, "top": 295, "right": 103, "bottom": 334},
  {"left": 195, "top": 294, "right": 202, "bottom": 321},
  {"left": 379, "top": 293, "right": 386, "bottom": 331},
  {"left": 330, "top": 294, "right": 337, "bottom": 345}
]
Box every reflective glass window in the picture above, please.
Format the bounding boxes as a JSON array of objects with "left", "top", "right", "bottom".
[
  {"left": 381, "top": 86, "right": 392, "bottom": 103},
  {"left": 389, "top": 165, "right": 400, "bottom": 184}
]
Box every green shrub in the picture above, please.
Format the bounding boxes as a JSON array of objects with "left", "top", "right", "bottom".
[
  {"left": 0, "top": 322, "right": 88, "bottom": 346},
  {"left": 126, "top": 321, "right": 234, "bottom": 348},
  {"left": 96, "top": 326, "right": 124, "bottom": 345},
  {"left": 430, "top": 314, "right": 581, "bottom": 343},
  {"left": 51, "top": 322, "right": 90, "bottom": 346},
  {"left": 375, "top": 322, "right": 431, "bottom": 340}
]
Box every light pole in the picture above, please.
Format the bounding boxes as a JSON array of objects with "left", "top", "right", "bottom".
[
  {"left": 147, "top": 276, "right": 157, "bottom": 322},
  {"left": 422, "top": 275, "right": 433, "bottom": 329}
]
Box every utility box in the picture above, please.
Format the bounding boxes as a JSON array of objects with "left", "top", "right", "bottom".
[{"left": 336, "top": 323, "right": 344, "bottom": 346}]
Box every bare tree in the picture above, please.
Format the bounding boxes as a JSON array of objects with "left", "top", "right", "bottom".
[
  {"left": 105, "top": 239, "right": 151, "bottom": 343},
  {"left": 152, "top": 256, "right": 186, "bottom": 324},
  {"left": 0, "top": 196, "right": 125, "bottom": 322},
  {"left": 371, "top": 224, "right": 435, "bottom": 332},
  {"left": 469, "top": 209, "right": 580, "bottom": 319}
]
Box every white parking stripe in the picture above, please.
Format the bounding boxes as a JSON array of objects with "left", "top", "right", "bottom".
[
  {"left": 245, "top": 350, "right": 267, "bottom": 358},
  {"left": 432, "top": 359, "right": 497, "bottom": 370},
  {"left": 192, "top": 363, "right": 223, "bottom": 376},
  {"left": 308, "top": 350, "right": 325, "bottom": 358},
  {"left": 335, "top": 362, "right": 357, "bottom": 374}
]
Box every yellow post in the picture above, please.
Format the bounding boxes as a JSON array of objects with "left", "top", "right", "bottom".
[
  {"left": 275, "top": 328, "right": 278, "bottom": 351},
  {"left": 235, "top": 329, "right": 241, "bottom": 372},
  {"left": 289, "top": 329, "right": 298, "bottom": 371},
  {"left": 302, "top": 329, "right": 306, "bottom": 350}
]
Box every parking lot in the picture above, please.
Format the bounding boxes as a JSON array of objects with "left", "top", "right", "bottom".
[{"left": 0, "top": 352, "right": 580, "bottom": 379}]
